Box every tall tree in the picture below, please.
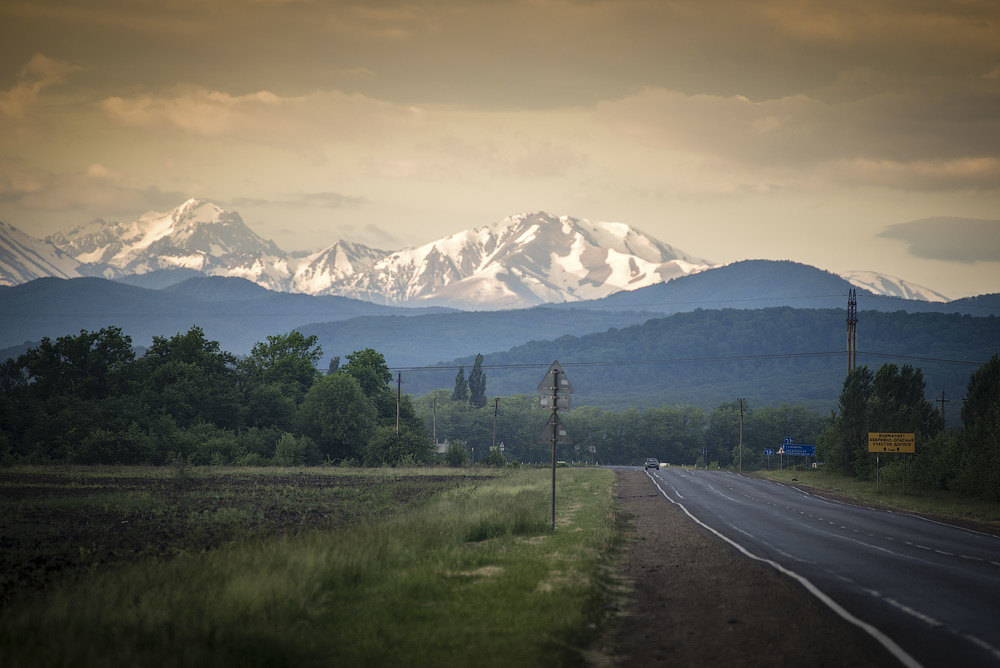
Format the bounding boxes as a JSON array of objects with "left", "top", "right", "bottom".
[
  {"left": 240, "top": 331, "right": 322, "bottom": 403},
  {"left": 342, "top": 348, "right": 392, "bottom": 398},
  {"left": 955, "top": 355, "right": 1000, "bottom": 499},
  {"left": 452, "top": 366, "right": 468, "bottom": 402},
  {"left": 468, "top": 354, "right": 487, "bottom": 408},
  {"left": 295, "top": 372, "right": 376, "bottom": 462}
]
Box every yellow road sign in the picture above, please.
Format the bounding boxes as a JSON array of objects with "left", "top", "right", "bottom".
[{"left": 868, "top": 432, "right": 915, "bottom": 453}]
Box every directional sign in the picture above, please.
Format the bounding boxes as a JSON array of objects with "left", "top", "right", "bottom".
[
  {"left": 537, "top": 360, "right": 574, "bottom": 394},
  {"left": 537, "top": 414, "right": 572, "bottom": 445},
  {"left": 779, "top": 444, "right": 815, "bottom": 457},
  {"left": 783, "top": 437, "right": 794, "bottom": 445},
  {"left": 763, "top": 449, "right": 774, "bottom": 456},
  {"left": 700, "top": 448, "right": 707, "bottom": 454},
  {"left": 868, "top": 432, "right": 915, "bottom": 453},
  {"left": 539, "top": 394, "right": 572, "bottom": 410}
]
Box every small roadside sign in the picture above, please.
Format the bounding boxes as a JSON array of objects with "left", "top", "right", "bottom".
[
  {"left": 537, "top": 414, "right": 572, "bottom": 445},
  {"left": 701, "top": 448, "right": 707, "bottom": 454},
  {"left": 764, "top": 449, "right": 774, "bottom": 456},
  {"left": 868, "top": 432, "right": 915, "bottom": 453},
  {"left": 539, "top": 394, "right": 572, "bottom": 410},
  {"left": 537, "top": 360, "right": 574, "bottom": 394},
  {"left": 499, "top": 441, "right": 505, "bottom": 452},
  {"left": 779, "top": 444, "right": 815, "bottom": 457}
]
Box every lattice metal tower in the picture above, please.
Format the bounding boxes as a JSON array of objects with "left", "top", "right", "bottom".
[{"left": 846, "top": 288, "right": 858, "bottom": 374}]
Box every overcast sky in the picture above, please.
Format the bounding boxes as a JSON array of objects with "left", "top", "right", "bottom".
[{"left": 1, "top": 0, "right": 998, "bottom": 298}]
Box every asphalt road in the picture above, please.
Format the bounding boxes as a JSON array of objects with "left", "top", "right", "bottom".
[{"left": 645, "top": 467, "right": 1000, "bottom": 668}]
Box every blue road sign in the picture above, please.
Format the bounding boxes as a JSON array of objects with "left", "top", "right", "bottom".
[
  {"left": 763, "top": 449, "right": 774, "bottom": 456},
  {"left": 779, "top": 444, "right": 816, "bottom": 457},
  {"left": 701, "top": 448, "right": 707, "bottom": 454},
  {"left": 783, "top": 437, "right": 794, "bottom": 445}
]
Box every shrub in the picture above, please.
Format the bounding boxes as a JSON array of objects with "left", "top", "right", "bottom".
[{"left": 443, "top": 440, "right": 468, "bottom": 467}]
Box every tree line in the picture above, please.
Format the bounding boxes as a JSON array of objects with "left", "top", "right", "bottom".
[
  {"left": 0, "top": 326, "right": 431, "bottom": 466},
  {"left": 2, "top": 325, "right": 997, "bottom": 502}
]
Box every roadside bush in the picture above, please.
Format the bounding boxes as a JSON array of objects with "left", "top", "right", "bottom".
[
  {"left": 272, "top": 433, "right": 321, "bottom": 466},
  {"left": 365, "top": 426, "right": 433, "bottom": 466},
  {"left": 443, "top": 440, "right": 468, "bottom": 467},
  {"left": 483, "top": 448, "right": 505, "bottom": 467}
]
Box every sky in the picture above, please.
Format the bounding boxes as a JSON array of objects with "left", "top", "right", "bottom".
[{"left": 1, "top": 0, "right": 998, "bottom": 298}]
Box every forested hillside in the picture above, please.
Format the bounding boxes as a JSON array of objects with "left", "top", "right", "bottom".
[{"left": 404, "top": 308, "right": 1000, "bottom": 417}]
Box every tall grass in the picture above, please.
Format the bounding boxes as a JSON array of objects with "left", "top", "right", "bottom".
[{"left": 0, "top": 468, "right": 620, "bottom": 667}]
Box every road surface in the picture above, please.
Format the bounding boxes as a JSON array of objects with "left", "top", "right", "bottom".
[{"left": 646, "top": 468, "right": 1000, "bottom": 667}]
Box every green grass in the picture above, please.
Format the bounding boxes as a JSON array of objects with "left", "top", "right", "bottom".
[
  {"left": 756, "top": 468, "right": 1000, "bottom": 531},
  {"left": 0, "top": 467, "right": 621, "bottom": 667}
]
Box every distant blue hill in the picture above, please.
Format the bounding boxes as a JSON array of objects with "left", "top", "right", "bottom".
[
  {"left": 0, "top": 276, "right": 449, "bottom": 355},
  {"left": 557, "top": 260, "right": 996, "bottom": 315}
]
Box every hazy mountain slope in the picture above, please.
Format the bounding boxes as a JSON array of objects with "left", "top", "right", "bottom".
[
  {"left": 297, "top": 307, "right": 662, "bottom": 368},
  {"left": 561, "top": 260, "right": 982, "bottom": 315},
  {"left": 0, "top": 277, "right": 448, "bottom": 354},
  {"left": 407, "top": 307, "right": 999, "bottom": 416},
  {"left": 0, "top": 221, "right": 83, "bottom": 286}
]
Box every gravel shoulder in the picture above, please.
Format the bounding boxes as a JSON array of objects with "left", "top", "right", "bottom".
[{"left": 601, "top": 469, "right": 900, "bottom": 667}]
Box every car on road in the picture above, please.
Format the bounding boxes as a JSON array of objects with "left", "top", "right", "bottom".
[{"left": 644, "top": 458, "right": 659, "bottom": 470}]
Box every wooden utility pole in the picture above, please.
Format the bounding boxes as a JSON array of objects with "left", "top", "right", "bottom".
[
  {"left": 432, "top": 398, "right": 437, "bottom": 444},
  {"left": 551, "top": 370, "right": 558, "bottom": 531},
  {"left": 493, "top": 397, "right": 499, "bottom": 451},
  {"left": 396, "top": 372, "right": 401, "bottom": 435},
  {"left": 936, "top": 390, "right": 950, "bottom": 423}
]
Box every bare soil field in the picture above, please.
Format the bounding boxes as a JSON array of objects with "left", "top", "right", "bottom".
[
  {"left": 0, "top": 467, "right": 489, "bottom": 608},
  {"left": 605, "top": 469, "right": 899, "bottom": 667}
]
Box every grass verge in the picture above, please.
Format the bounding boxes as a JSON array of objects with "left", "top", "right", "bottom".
[
  {"left": 0, "top": 467, "right": 621, "bottom": 667},
  {"left": 755, "top": 468, "right": 1000, "bottom": 532}
]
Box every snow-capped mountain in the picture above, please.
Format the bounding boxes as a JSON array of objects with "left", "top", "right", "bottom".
[
  {"left": 342, "top": 212, "right": 711, "bottom": 308},
  {"left": 291, "top": 241, "right": 388, "bottom": 295},
  {"left": 2, "top": 199, "right": 955, "bottom": 310},
  {"left": 840, "top": 270, "right": 950, "bottom": 302},
  {"left": 46, "top": 199, "right": 297, "bottom": 288},
  {"left": 0, "top": 221, "right": 82, "bottom": 286}
]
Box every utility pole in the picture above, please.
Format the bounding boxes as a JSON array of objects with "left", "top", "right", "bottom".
[
  {"left": 492, "top": 397, "right": 499, "bottom": 451},
  {"left": 432, "top": 398, "right": 437, "bottom": 444},
  {"left": 846, "top": 288, "right": 858, "bottom": 375},
  {"left": 936, "top": 390, "right": 950, "bottom": 424},
  {"left": 396, "top": 372, "right": 401, "bottom": 435},
  {"left": 551, "top": 369, "right": 559, "bottom": 531},
  {"left": 738, "top": 398, "right": 746, "bottom": 474}
]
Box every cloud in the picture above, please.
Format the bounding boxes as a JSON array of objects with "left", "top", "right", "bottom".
[
  {"left": 0, "top": 53, "right": 83, "bottom": 118},
  {"left": 827, "top": 157, "right": 1000, "bottom": 191},
  {"left": 229, "top": 191, "right": 366, "bottom": 209},
  {"left": 0, "top": 157, "right": 187, "bottom": 220},
  {"left": 878, "top": 217, "right": 1000, "bottom": 263},
  {"left": 99, "top": 86, "right": 422, "bottom": 155}
]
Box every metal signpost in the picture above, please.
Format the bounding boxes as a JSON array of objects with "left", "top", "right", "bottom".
[
  {"left": 868, "top": 432, "right": 915, "bottom": 494},
  {"left": 700, "top": 448, "right": 707, "bottom": 468},
  {"left": 537, "top": 361, "right": 573, "bottom": 531},
  {"left": 763, "top": 448, "right": 774, "bottom": 469}
]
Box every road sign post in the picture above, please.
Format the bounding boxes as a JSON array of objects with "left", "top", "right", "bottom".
[
  {"left": 537, "top": 361, "right": 573, "bottom": 531},
  {"left": 868, "top": 433, "right": 915, "bottom": 495}
]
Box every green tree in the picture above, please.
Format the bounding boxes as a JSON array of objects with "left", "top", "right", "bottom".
[
  {"left": 138, "top": 326, "right": 240, "bottom": 429},
  {"left": 468, "top": 354, "right": 487, "bottom": 408},
  {"left": 452, "top": 366, "right": 468, "bottom": 402},
  {"left": 240, "top": 331, "right": 322, "bottom": 403},
  {"left": 342, "top": 348, "right": 392, "bottom": 397},
  {"left": 295, "top": 372, "right": 376, "bottom": 462},
  {"left": 955, "top": 355, "right": 1000, "bottom": 499}
]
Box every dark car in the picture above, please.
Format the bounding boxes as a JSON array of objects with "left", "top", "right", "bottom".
[{"left": 644, "top": 458, "right": 659, "bottom": 470}]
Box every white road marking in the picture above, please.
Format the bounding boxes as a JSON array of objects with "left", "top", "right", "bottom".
[{"left": 644, "top": 470, "right": 922, "bottom": 668}]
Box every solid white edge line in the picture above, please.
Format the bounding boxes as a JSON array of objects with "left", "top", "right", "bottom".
[{"left": 645, "top": 470, "right": 922, "bottom": 668}]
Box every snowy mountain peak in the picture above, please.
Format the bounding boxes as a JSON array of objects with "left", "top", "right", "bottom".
[
  {"left": 840, "top": 270, "right": 950, "bottom": 302},
  {"left": 341, "top": 211, "right": 713, "bottom": 308},
  {"left": 0, "top": 220, "right": 82, "bottom": 286}
]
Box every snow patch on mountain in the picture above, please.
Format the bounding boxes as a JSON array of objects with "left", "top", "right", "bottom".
[
  {"left": 0, "top": 221, "right": 82, "bottom": 286},
  {"left": 840, "top": 270, "right": 949, "bottom": 302}
]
